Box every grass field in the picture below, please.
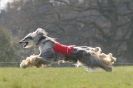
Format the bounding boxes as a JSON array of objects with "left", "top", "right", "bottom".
[{"left": 0, "top": 66, "right": 132, "bottom": 88}]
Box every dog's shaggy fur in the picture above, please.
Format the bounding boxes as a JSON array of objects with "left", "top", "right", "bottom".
[
  {"left": 19, "top": 28, "right": 117, "bottom": 71},
  {"left": 88, "top": 47, "right": 116, "bottom": 68},
  {"left": 20, "top": 55, "right": 49, "bottom": 68}
]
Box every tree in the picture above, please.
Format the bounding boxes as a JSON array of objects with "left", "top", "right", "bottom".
[{"left": 1, "top": 0, "right": 133, "bottom": 64}]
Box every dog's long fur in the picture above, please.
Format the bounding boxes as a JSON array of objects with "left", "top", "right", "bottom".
[
  {"left": 20, "top": 55, "right": 49, "bottom": 68},
  {"left": 19, "top": 28, "right": 116, "bottom": 71}
]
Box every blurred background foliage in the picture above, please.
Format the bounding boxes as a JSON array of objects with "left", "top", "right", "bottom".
[{"left": 0, "top": 0, "right": 133, "bottom": 66}]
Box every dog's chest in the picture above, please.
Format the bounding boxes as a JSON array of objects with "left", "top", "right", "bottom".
[{"left": 39, "top": 42, "right": 55, "bottom": 58}]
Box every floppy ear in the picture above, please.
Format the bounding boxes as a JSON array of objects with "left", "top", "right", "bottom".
[{"left": 35, "top": 28, "right": 48, "bottom": 36}]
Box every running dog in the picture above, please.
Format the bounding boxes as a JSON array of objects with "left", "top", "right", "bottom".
[{"left": 19, "top": 28, "right": 116, "bottom": 71}]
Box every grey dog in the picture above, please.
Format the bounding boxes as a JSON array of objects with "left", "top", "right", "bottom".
[{"left": 19, "top": 28, "right": 116, "bottom": 71}]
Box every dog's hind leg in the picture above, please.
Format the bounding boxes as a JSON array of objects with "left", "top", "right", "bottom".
[
  {"left": 79, "top": 51, "right": 112, "bottom": 72},
  {"left": 99, "top": 65, "right": 112, "bottom": 72}
]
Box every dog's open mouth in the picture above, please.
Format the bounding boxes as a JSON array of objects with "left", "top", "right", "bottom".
[
  {"left": 19, "top": 40, "right": 34, "bottom": 48},
  {"left": 19, "top": 41, "right": 29, "bottom": 48},
  {"left": 23, "top": 42, "right": 28, "bottom": 48}
]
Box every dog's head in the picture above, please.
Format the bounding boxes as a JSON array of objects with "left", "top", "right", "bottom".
[{"left": 19, "top": 28, "right": 48, "bottom": 48}]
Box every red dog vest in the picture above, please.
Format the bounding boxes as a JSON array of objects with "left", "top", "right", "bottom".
[{"left": 53, "top": 42, "right": 74, "bottom": 56}]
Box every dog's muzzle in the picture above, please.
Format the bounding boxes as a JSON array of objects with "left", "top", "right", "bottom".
[{"left": 19, "top": 40, "right": 29, "bottom": 48}]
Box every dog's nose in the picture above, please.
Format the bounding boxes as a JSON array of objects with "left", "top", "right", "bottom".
[
  {"left": 19, "top": 42, "right": 22, "bottom": 44},
  {"left": 18, "top": 42, "right": 22, "bottom": 44},
  {"left": 19, "top": 40, "right": 24, "bottom": 44}
]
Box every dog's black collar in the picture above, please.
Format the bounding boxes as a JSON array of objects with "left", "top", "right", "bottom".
[{"left": 36, "top": 36, "right": 46, "bottom": 45}]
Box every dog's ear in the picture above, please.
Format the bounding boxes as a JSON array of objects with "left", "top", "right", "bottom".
[{"left": 35, "top": 28, "right": 48, "bottom": 36}]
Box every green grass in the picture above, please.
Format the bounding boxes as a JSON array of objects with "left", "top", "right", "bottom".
[{"left": 0, "top": 66, "right": 132, "bottom": 88}]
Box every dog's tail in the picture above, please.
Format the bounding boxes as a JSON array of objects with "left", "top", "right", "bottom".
[{"left": 88, "top": 51, "right": 117, "bottom": 72}]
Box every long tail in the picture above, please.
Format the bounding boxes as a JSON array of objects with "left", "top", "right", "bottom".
[
  {"left": 78, "top": 47, "right": 117, "bottom": 72},
  {"left": 89, "top": 47, "right": 117, "bottom": 71}
]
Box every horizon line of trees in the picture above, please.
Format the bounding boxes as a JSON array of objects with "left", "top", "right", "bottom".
[{"left": 0, "top": 0, "right": 133, "bottom": 66}]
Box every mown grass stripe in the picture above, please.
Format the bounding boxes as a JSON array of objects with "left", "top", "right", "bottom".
[{"left": 0, "top": 66, "right": 132, "bottom": 88}]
